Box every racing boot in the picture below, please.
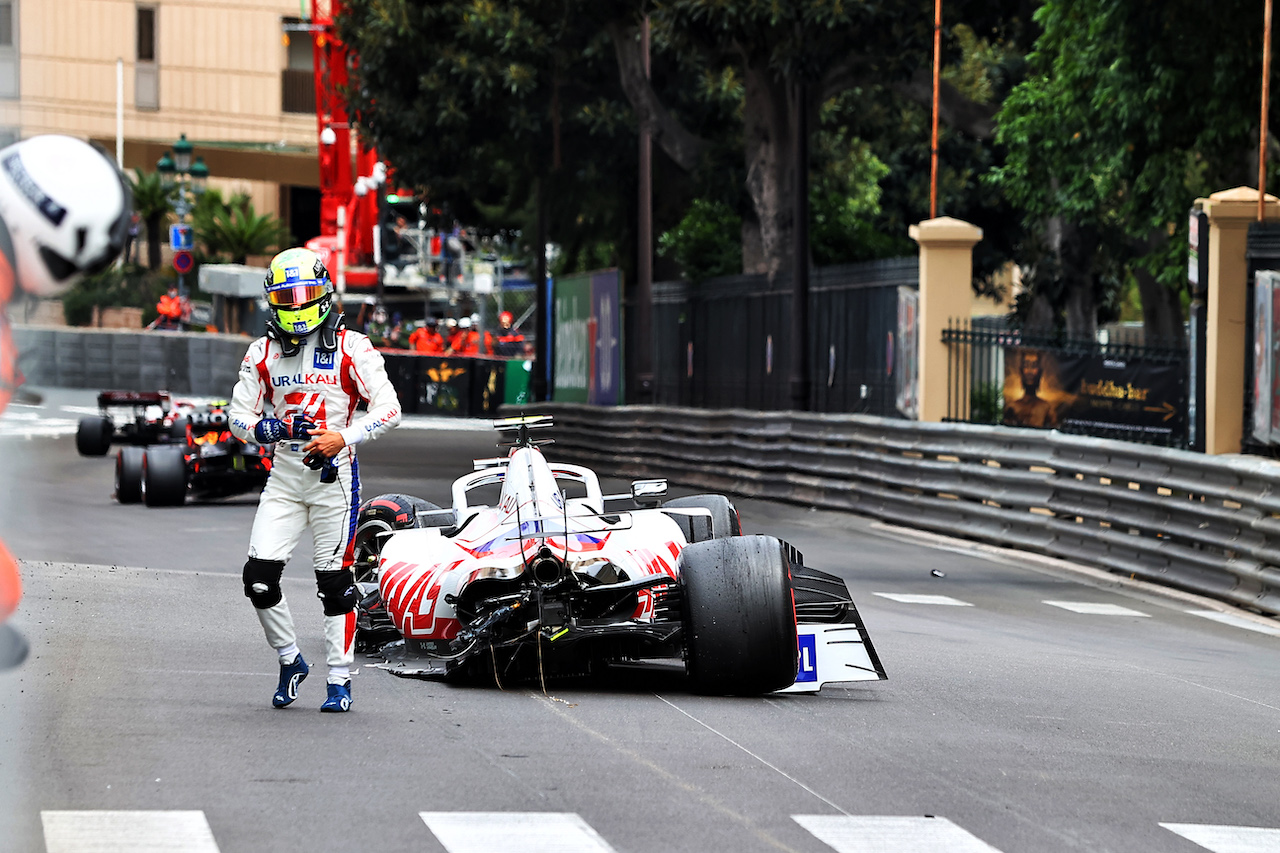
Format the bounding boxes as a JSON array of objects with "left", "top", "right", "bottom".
[
  {"left": 272, "top": 653, "right": 309, "bottom": 708},
  {"left": 320, "top": 680, "right": 352, "bottom": 713}
]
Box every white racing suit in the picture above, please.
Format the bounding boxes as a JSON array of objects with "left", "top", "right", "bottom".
[{"left": 229, "top": 322, "right": 401, "bottom": 684}]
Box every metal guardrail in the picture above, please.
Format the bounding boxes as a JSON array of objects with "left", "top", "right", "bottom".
[
  {"left": 528, "top": 402, "right": 1280, "bottom": 617},
  {"left": 13, "top": 326, "right": 247, "bottom": 396}
]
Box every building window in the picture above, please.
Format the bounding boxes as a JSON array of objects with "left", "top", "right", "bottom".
[
  {"left": 281, "top": 18, "right": 315, "bottom": 115},
  {"left": 136, "top": 7, "right": 155, "bottom": 62},
  {"left": 136, "top": 5, "right": 158, "bottom": 110},
  {"left": 0, "top": 2, "right": 16, "bottom": 100},
  {"left": 0, "top": 3, "right": 14, "bottom": 47}
]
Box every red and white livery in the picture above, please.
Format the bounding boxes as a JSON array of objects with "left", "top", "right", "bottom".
[{"left": 356, "top": 416, "right": 887, "bottom": 695}]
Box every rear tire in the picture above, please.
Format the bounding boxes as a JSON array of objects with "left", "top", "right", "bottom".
[
  {"left": 115, "top": 447, "right": 145, "bottom": 504},
  {"left": 75, "top": 416, "right": 113, "bottom": 456},
  {"left": 664, "top": 494, "right": 740, "bottom": 542},
  {"left": 680, "top": 534, "right": 798, "bottom": 695},
  {"left": 352, "top": 494, "right": 444, "bottom": 582},
  {"left": 142, "top": 447, "right": 187, "bottom": 507}
]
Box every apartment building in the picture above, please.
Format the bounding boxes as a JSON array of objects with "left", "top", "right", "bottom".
[{"left": 0, "top": 0, "right": 325, "bottom": 243}]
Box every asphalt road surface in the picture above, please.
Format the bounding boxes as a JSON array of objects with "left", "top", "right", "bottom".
[{"left": 2, "top": 388, "right": 1279, "bottom": 853}]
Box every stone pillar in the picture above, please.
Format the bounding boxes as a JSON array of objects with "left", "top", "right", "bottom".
[
  {"left": 1202, "top": 187, "right": 1280, "bottom": 454},
  {"left": 910, "top": 217, "right": 983, "bottom": 423}
]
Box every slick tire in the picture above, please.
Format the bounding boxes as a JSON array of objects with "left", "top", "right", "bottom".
[
  {"left": 142, "top": 446, "right": 188, "bottom": 507},
  {"left": 115, "top": 446, "right": 145, "bottom": 504},
  {"left": 75, "top": 416, "right": 113, "bottom": 456},
  {"left": 352, "top": 494, "right": 444, "bottom": 582},
  {"left": 664, "top": 494, "right": 741, "bottom": 543},
  {"left": 679, "top": 534, "right": 798, "bottom": 696}
]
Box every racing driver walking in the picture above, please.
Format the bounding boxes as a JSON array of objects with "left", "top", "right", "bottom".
[{"left": 230, "top": 247, "right": 401, "bottom": 712}]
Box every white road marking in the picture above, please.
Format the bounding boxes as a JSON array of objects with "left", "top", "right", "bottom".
[
  {"left": 1186, "top": 611, "right": 1280, "bottom": 637},
  {"left": 1160, "top": 822, "right": 1280, "bottom": 852},
  {"left": 42, "top": 810, "right": 220, "bottom": 853},
  {"left": 794, "top": 815, "right": 1003, "bottom": 853},
  {"left": 0, "top": 417, "right": 77, "bottom": 438},
  {"left": 1043, "top": 601, "right": 1150, "bottom": 616},
  {"left": 420, "top": 812, "right": 615, "bottom": 853},
  {"left": 873, "top": 593, "right": 974, "bottom": 606}
]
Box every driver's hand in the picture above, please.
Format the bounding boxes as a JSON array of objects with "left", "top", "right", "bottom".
[{"left": 302, "top": 428, "right": 346, "bottom": 458}]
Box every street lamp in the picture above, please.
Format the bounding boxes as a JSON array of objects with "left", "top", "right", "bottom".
[{"left": 155, "top": 133, "right": 211, "bottom": 302}]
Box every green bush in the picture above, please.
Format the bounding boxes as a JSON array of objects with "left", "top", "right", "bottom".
[
  {"left": 970, "top": 381, "right": 1004, "bottom": 424},
  {"left": 61, "top": 264, "right": 174, "bottom": 327},
  {"left": 657, "top": 198, "right": 742, "bottom": 284}
]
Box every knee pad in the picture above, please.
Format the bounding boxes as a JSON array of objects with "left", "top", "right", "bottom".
[
  {"left": 243, "top": 558, "right": 286, "bottom": 609},
  {"left": 315, "top": 569, "right": 358, "bottom": 616}
]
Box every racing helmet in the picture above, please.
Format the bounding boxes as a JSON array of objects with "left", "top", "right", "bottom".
[
  {"left": 264, "top": 247, "right": 334, "bottom": 337},
  {"left": 0, "top": 135, "right": 131, "bottom": 296}
]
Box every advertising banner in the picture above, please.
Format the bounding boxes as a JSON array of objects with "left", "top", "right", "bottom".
[
  {"left": 553, "top": 274, "right": 591, "bottom": 402},
  {"left": 895, "top": 287, "right": 919, "bottom": 419},
  {"left": 589, "top": 269, "right": 622, "bottom": 405},
  {"left": 1003, "top": 347, "right": 1185, "bottom": 442},
  {"left": 553, "top": 270, "right": 623, "bottom": 404}
]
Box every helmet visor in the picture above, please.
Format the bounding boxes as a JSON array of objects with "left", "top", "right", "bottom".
[{"left": 266, "top": 282, "right": 328, "bottom": 308}]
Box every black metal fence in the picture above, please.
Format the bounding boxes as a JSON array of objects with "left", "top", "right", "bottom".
[
  {"left": 943, "top": 318, "right": 1190, "bottom": 448},
  {"left": 636, "top": 257, "right": 918, "bottom": 415}
]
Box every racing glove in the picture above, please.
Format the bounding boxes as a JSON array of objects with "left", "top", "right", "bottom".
[{"left": 253, "top": 417, "right": 314, "bottom": 444}]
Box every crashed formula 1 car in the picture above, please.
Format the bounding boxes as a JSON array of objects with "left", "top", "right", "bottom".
[
  {"left": 354, "top": 416, "right": 886, "bottom": 695},
  {"left": 114, "top": 403, "right": 272, "bottom": 508}
]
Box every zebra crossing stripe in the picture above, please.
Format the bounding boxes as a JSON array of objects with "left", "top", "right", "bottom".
[
  {"left": 1160, "top": 822, "right": 1280, "bottom": 851},
  {"left": 41, "top": 810, "right": 220, "bottom": 853},
  {"left": 420, "top": 812, "right": 616, "bottom": 853},
  {"left": 793, "top": 815, "right": 1004, "bottom": 853},
  {"left": 873, "top": 593, "right": 974, "bottom": 606},
  {"left": 1043, "top": 601, "right": 1149, "bottom": 616}
]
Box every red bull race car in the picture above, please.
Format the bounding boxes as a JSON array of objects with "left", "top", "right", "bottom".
[
  {"left": 353, "top": 416, "right": 886, "bottom": 695},
  {"left": 113, "top": 403, "right": 271, "bottom": 508}
]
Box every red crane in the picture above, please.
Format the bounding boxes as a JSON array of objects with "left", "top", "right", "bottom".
[{"left": 304, "top": 0, "right": 381, "bottom": 290}]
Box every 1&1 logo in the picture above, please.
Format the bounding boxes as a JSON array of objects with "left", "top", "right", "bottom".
[
  {"left": 795, "top": 633, "right": 818, "bottom": 682},
  {"left": 313, "top": 350, "right": 335, "bottom": 369}
]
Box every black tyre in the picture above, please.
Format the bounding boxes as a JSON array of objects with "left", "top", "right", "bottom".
[
  {"left": 679, "top": 534, "right": 798, "bottom": 695},
  {"left": 115, "top": 446, "right": 145, "bottom": 504},
  {"left": 142, "top": 447, "right": 188, "bottom": 507},
  {"left": 75, "top": 416, "right": 113, "bottom": 456},
  {"left": 352, "top": 494, "right": 444, "bottom": 582},
  {"left": 167, "top": 416, "right": 190, "bottom": 444},
  {"left": 664, "top": 494, "right": 741, "bottom": 542}
]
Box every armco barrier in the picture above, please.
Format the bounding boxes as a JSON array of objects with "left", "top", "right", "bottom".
[
  {"left": 14, "top": 325, "right": 534, "bottom": 417},
  {"left": 14, "top": 325, "right": 249, "bottom": 396},
  {"left": 527, "top": 402, "right": 1280, "bottom": 617}
]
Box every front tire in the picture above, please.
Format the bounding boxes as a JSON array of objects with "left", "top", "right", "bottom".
[
  {"left": 115, "top": 446, "right": 145, "bottom": 504},
  {"left": 75, "top": 416, "right": 113, "bottom": 456},
  {"left": 142, "top": 447, "right": 187, "bottom": 507},
  {"left": 680, "top": 534, "right": 798, "bottom": 695},
  {"left": 664, "top": 494, "right": 741, "bottom": 542},
  {"left": 352, "top": 494, "right": 444, "bottom": 582}
]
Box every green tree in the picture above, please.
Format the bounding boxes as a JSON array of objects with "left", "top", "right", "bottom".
[
  {"left": 192, "top": 190, "right": 291, "bottom": 265},
  {"left": 129, "top": 169, "right": 173, "bottom": 272},
  {"left": 992, "top": 0, "right": 1274, "bottom": 338}
]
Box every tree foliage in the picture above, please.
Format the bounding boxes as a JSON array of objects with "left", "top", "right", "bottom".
[
  {"left": 992, "top": 0, "right": 1277, "bottom": 335},
  {"left": 191, "top": 190, "right": 291, "bottom": 265},
  {"left": 128, "top": 169, "right": 173, "bottom": 271}
]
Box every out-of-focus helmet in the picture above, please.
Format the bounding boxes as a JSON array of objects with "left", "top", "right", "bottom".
[
  {"left": 499, "top": 311, "right": 514, "bottom": 326},
  {"left": 0, "top": 135, "right": 131, "bottom": 296},
  {"left": 264, "top": 247, "right": 333, "bottom": 338},
  {"left": 457, "top": 316, "right": 472, "bottom": 329}
]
